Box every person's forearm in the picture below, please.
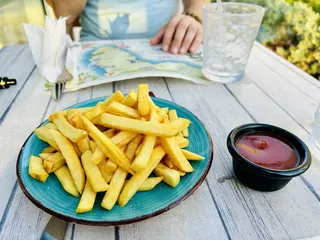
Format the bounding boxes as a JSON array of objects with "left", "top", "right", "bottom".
[
  {"left": 51, "top": 0, "right": 87, "bottom": 27},
  {"left": 183, "top": 0, "right": 207, "bottom": 18}
]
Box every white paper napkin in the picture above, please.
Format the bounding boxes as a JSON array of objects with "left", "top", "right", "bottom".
[{"left": 23, "top": 16, "right": 81, "bottom": 85}]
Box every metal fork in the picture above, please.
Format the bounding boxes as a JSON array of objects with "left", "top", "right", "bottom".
[
  {"left": 51, "top": 68, "right": 72, "bottom": 101},
  {"left": 51, "top": 80, "right": 67, "bottom": 101}
]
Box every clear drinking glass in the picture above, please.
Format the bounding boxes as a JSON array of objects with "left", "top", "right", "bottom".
[{"left": 202, "top": 3, "right": 265, "bottom": 83}]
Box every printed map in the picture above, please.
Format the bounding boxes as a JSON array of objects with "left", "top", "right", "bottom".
[{"left": 65, "top": 39, "right": 207, "bottom": 92}]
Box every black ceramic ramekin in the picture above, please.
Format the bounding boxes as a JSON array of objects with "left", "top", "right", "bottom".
[{"left": 227, "top": 123, "right": 312, "bottom": 191}]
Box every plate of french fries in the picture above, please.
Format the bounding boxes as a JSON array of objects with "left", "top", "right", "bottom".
[{"left": 16, "top": 84, "right": 213, "bottom": 225}]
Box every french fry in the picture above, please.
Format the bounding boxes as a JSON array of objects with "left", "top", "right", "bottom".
[
  {"left": 89, "top": 140, "right": 97, "bottom": 152},
  {"left": 44, "top": 123, "right": 57, "bottom": 131},
  {"left": 131, "top": 109, "right": 158, "bottom": 172},
  {"left": 118, "top": 146, "right": 166, "bottom": 207},
  {"left": 61, "top": 107, "right": 91, "bottom": 117},
  {"left": 181, "top": 149, "right": 204, "bottom": 160},
  {"left": 154, "top": 163, "right": 180, "bottom": 187},
  {"left": 54, "top": 165, "right": 79, "bottom": 197},
  {"left": 50, "top": 129, "right": 85, "bottom": 194},
  {"left": 73, "top": 142, "right": 82, "bottom": 157},
  {"left": 168, "top": 110, "right": 183, "bottom": 137},
  {"left": 83, "top": 102, "right": 105, "bottom": 121},
  {"left": 93, "top": 113, "right": 190, "bottom": 137},
  {"left": 101, "top": 167, "right": 127, "bottom": 210},
  {"left": 125, "top": 135, "right": 143, "bottom": 161},
  {"left": 174, "top": 136, "right": 189, "bottom": 148},
  {"left": 120, "top": 145, "right": 127, "bottom": 153},
  {"left": 163, "top": 155, "right": 174, "bottom": 168},
  {"left": 39, "top": 153, "right": 53, "bottom": 160},
  {"left": 49, "top": 110, "right": 67, "bottom": 119},
  {"left": 111, "top": 131, "right": 139, "bottom": 148},
  {"left": 163, "top": 115, "right": 170, "bottom": 124},
  {"left": 77, "top": 137, "right": 91, "bottom": 154},
  {"left": 160, "top": 107, "right": 168, "bottom": 114},
  {"left": 41, "top": 146, "right": 56, "bottom": 153},
  {"left": 43, "top": 152, "right": 66, "bottom": 173},
  {"left": 97, "top": 125, "right": 108, "bottom": 132},
  {"left": 34, "top": 127, "right": 59, "bottom": 150},
  {"left": 121, "top": 90, "right": 137, "bottom": 107},
  {"left": 136, "top": 177, "right": 163, "bottom": 191},
  {"left": 104, "top": 160, "right": 118, "bottom": 172},
  {"left": 135, "top": 143, "right": 142, "bottom": 157},
  {"left": 161, "top": 137, "right": 194, "bottom": 172},
  {"left": 50, "top": 113, "right": 88, "bottom": 142},
  {"left": 69, "top": 114, "right": 81, "bottom": 128},
  {"left": 67, "top": 109, "right": 81, "bottom": 122},
  {"left": 81, "top": 150, "right": 109, "bottom": 192},
  {"left": 103, "top": 90, "right": 124, "bottom": 106},
  {"left": 154, "top": 137, "right": 161, "bottom": 147},
  {"left": 106, "top": 101, "right": 140, "bottom": 119},
  {"left": 91, "top": 146, "right": 106, "bottom": 165},
  {"left": 131, "top": 134, "right": 156, "bottom": 172},
  {"left": 76, "top": 181, "right": 96, "bottom": 213},
  {"left": 148, "top": 96, "right": 160, "bottom": 111},
  {"left": 157, "top": 108, "right": 168, "bottom": 121},
  {"left": 101, "top": 145, "right": 130, "bottom": 210},
  {"left": 171, "top": 166, "right": 186, "bottom": 176},
  {"left": 98, "top": 160, "right": 114, "bottom": 183},
  {"left": 101, "top": 135, "right": 142, "bottom": 210},
  {"left": 177, "top": 132, "right": 183, "bottom": 137},
  {"left": 103, "top": 129, "right": 117, "bottom": 138},
  {"left": 138, "top": 84, "right": 150, "bottom": 116},
  {"left": 29, "top": 156, "right": 49, "bottom": 183},
  {"left": 182, "top": 128, "right": 189, "bottom": 137},
  {"left": 93, "top": 130, "right": 137, "bottom": 165},
  {"left": 80, "top": 116, "right": 134, "bottom": 175},
  {"left": 168, "top": 109, "right": 178, "bottom": 122},
  {"left": 124, "top": 177, "right": 163, "bottom": 191}
]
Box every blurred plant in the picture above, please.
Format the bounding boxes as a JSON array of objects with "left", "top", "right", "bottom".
[
  {"left": 268, "top": 2, "right": 320, "bottom": 79},
  {"left": 223, "top": 0, "right": 320, "bottom": 80},
  {"left": 286, "top": 0, "right": 320, "bottom": 13}
]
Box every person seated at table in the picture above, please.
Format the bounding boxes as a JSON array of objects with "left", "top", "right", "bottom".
[{"left": 48, "top": 0, "right": 208, "bottom": 54}]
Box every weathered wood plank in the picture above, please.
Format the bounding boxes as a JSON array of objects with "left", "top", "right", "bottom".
[
  {"left": 166, "top": 78, "right": 320, "bottom": 239},
  {"left": 245, "top": 55, "right": 317, "bottom": 133},
  {"left": 251, "top": 47, "right": 320, "bottom": 103},
  {"left": 120, "top": 183, "right": 229, "bottom": 240},
  {"left": 0, "top": 45, "right": 36, "bottom": 119},
  {"left": 0, "top": 69, "right": 52, "bottom": 240},
  {"left": 0, "top": 45, "right": 24, "bottom": 72},
  {"left": 72, "top": 224, "right": 115, "bottom": 240},
  {"left": 253, "top": 42, "right": 320, "bottom": 88},
  {"left": 64, "top": 223, "right": 75, "bottom": 240}
]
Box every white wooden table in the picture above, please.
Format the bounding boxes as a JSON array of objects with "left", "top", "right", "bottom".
[{"left": 1, "top": 43, "right": 320, "bottom": 240}]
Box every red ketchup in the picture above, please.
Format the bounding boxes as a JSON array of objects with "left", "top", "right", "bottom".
[{"left": 236, "top": 134, "right": 299, "bottom": 170}]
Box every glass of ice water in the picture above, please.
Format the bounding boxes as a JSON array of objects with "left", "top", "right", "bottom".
[{"left": 202, "top": 3, "right": 265, "bottom": 83}]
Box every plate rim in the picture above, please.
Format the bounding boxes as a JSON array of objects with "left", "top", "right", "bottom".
[{"left": 16, "top": 96, "right": 214, "bottom": 226}]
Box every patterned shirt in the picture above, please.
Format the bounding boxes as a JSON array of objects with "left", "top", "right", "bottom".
[{"left": 80, "top": 0, "right": 179, "bottom": 41}]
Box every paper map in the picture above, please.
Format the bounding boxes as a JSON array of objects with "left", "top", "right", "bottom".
[{"left": 64, "top": 39, "right": 207, "bottom": 92}]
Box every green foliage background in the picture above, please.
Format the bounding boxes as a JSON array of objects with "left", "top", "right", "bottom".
[{"left": 222, "top": 0, "right": 320, "bottom": 80}]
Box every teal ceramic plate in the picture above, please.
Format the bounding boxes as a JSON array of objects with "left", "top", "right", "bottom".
[{"left": 17, "top": 97, "right": 213, "bottom": 225}]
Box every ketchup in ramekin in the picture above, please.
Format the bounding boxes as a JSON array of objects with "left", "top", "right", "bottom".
[
  {"left": 236, "top": 134, "right": 299, "bottom": 170},
  {"left": 227, "top": 123, "right": 311, "bottom": 191}
]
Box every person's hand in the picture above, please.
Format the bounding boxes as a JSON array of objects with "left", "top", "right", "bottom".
[{"left": 150, "top": 13, "right": 202, "bottom": 55}]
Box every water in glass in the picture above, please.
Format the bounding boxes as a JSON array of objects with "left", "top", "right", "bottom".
[{"left": 202, "top": 3, "right": 265, "bottom": 83}]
